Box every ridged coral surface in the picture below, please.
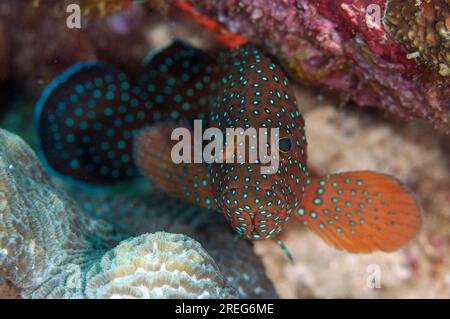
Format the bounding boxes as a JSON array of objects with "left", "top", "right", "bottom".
[
  {"left": 0, "top": 128, "right": 123, "bottom": 297},
  {"left": 85, "top": 233, "right": 236, "bottom": 299},
  {"left": 0, "top": 128, "right": 274, "bottom": 298},
  {"left": 0, "top": 128, "right": 89, "bottom": 289}
]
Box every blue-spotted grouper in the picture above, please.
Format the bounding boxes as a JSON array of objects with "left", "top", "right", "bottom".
[{"left": 34, "top": 39, "right": 422, "bottom": 260}]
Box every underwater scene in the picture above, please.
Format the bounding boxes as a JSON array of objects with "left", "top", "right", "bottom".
[{"left": 0, "top": 0, "right": 449, "bottom": 299}]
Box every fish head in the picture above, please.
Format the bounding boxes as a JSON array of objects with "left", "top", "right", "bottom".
[
  {"left": 211, "top": 112, "right": 308, "bottom": 240},
  {"left": 210, "top": 45, "right": 310, "bottom": 240}
]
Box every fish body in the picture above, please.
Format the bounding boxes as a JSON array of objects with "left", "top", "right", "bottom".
[
  {"left": 207, "top": 47, "right": 308, "bottom": 240},
  {"left": 35, "top": 39, "right": 422, "bottom": 253},
  {"left": 35, "top": 40, "right": 220, "bottom": 184}
]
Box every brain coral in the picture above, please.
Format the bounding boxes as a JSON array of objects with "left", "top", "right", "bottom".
[
  {"left": 78, "top": 195, "right": 278, "bottom": 298},
  {"left": 0, "top": 128, "right": 120, "bottom": 293},
  {"left": 0, "top": 128, "right": 274, "bottom": 298},
  {"left": 85, "top": 232, "right": 236, "bottom": 299}
]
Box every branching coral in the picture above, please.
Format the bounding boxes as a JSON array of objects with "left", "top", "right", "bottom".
[{"left": 0, "top": 128, "right": 275, "bottom": 298}]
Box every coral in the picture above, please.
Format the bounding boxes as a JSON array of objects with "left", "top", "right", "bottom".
[
  {"left": 2, "top": 1, "right": 447, "bottom": 129},
  {"left": 384, "top": 0, "right": 450, "bottom": 77},
  {"left": 0, "top": 128, "right": 274, "bottom": 298},
  {"left": 85, "top": 233, "right": 236, "bottom": 299},
  {"left": 78, "top": 195, "right": 278, "bottom": 298},
  {"left": 167, "top": 0, "right": 449, "bottom": 130}
]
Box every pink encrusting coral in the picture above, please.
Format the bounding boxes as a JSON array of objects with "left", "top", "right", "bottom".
[{"left": 168, "top": 0, "right": 449, "bottom": 130}]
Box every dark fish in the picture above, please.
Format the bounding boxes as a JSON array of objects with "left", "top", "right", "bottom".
[{"left": 35, "top": 39, "right": 422, "bottom": 259}]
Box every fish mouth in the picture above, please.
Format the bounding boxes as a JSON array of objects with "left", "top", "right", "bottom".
[{"left": 219, "top": 186, "right": 288, "bottom": 239}]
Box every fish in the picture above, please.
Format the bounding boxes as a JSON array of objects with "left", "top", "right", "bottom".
[{"left": 34, "top": 38, "right": 422, "bottom": 260}]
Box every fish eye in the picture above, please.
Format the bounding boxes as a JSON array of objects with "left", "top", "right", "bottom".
[{"left": 278, "top": 137, "right": 292, "bottom": 153}]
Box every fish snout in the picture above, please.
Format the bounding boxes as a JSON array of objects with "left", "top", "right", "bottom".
[{"left": 219, "top": 187, "right": 289, "bottom": 240}]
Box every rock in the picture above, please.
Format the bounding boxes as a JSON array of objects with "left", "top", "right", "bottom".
[{"left": 167, "top": 0, "right": 449, "bottom": 130}]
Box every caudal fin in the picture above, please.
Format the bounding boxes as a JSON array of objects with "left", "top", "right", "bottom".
[
  {"left": 295, "top": 171, "right": 422, "bottom": 253},
  {"left": 34, "top": 39, "right": 221, "bottom": 186},
  {"left": 34, "top": 62, "right": 142, "bottom": 185}
]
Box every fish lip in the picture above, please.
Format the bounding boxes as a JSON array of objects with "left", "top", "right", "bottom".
[{"left": 220, "top": 187, "right": 289, "bottom": 239}]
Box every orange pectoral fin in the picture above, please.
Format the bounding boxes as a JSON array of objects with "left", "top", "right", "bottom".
[
  {"left": 134, "top": 122, "right": 216, "bottom": 210},
  {"left": 296, "top": 171, "right": 422, "bottom": 253}
]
